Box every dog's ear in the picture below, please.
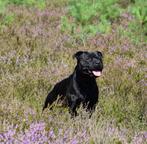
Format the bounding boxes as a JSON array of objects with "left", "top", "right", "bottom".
[
  {"left": 96, "top": 51, "right": 103, "bottom": 58},
  {"left": 73, "top": 51, "right": 84, "bottom": 60}
]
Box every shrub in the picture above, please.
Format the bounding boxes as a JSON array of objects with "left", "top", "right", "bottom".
[
  {"left": 129, "top": 0, "right": 147, "bottom": 25},
  {"left": 8, "top": 0, "right": 46, "bottom": 8},
  {"left": 0, "top": 0, "right": 46, "bottom": 29},
  {"left": 61, "top": 0, "right": 123, "bottom": 39},
  {"left": 0, "top": 0, "right": 7, "bottom": 14},
  {"left": 117, "top": 0, "right": 147, "bottom": 44},
  {"left": 129, "top": 0, "right": 147, "bottom": 40}
]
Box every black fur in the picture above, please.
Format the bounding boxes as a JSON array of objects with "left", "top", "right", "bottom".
[{"left": 43, "top": 51, "right": 103, "bottom": 116}]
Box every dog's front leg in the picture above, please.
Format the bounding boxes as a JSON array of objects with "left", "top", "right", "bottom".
[
  {"left": 42, "top": 82, "right": 62, "bottom": 111},
  {"left": 68, "top": 97, "right": 80, "bottom": 117},
  {"left": 86, "top": 101, "right": 97, "bottom": 117},
  {"left": 69, "top": 101, "right": 78, "bottom": 117}
]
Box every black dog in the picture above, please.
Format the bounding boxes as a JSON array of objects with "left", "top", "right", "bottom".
[{"left": 43, "top": 51, "right": 103, "bottom": 116}]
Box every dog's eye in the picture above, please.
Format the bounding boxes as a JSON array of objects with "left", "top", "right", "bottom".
[
  {"left": 95, "top": 60, "right": 100, "bottom": 64},
  {"left": 83, "top": 56, "right": 90, "bottom": 61},
  {"left": 84, "top": 57, "right": 92, "bottom": 61},
  {"left": 80, "top": 60, "right": 90, "bottom": 66}
]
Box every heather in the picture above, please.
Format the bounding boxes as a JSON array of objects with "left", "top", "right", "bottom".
[{"left": 0, "top": 0, "right": 146, "bottom": 143}]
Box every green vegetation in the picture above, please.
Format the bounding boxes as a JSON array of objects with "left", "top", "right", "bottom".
[
  {"left": 127, "top": 0, "right": 147, "bottom": 43},
  {"left": 0, "top": 0, "right": 46, "bottom": 30},
  {"left": 61, "top": 0, "right": 123, "bottom": 38},
  {"left": 0, "top": 0, "right": 146, "bottom": 143},
  {"left": 61, "top": 0, "right": 146, "bottom": 42},
  {"left": 129, "top": 0, "right": 147, "bottom": 25},
  {"left": 0, "top": 0, "right": 46, "bottom": 7},
  {"left": 8, "top": 0, "right": 46, "bottom": 9}
]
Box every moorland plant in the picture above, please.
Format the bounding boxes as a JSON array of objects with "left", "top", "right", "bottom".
[{"left": 0, "top": 0, "right": 146, "bottom": 143}]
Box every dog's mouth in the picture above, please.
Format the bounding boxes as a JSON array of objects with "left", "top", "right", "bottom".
[{"left": 92, "top": 70, "right": 102, "bottom": 77}]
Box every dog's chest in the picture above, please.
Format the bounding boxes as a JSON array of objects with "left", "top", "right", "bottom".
[
  {"left": 66, "top": 75, "right": 98, "bottom": 101},
  {"left": 78, "top": 81, "right": 98, "bottom": 100}
]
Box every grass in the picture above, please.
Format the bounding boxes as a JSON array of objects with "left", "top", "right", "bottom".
[{"left": 0, "top": 0, "right": 146, "bottom": 143}]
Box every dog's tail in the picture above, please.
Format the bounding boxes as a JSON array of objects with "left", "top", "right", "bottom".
[{"left": 42, "top": 79, "right": 67, "bottom": 112}]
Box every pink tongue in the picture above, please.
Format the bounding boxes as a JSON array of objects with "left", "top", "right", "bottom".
[{"left": 92, "top": 71, "right": 102, "bottom": 77}]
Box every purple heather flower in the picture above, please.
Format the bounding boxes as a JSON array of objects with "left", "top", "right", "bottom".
[
  {"left": 121, "top": 44, "right": 129, "bottom": 52},
  {"left": 71, "top": 139, "right": 78, "bottom": 144},
  {"left": 0, "top": 129, "right": 16, "bottom": 144},
  {"left": 49, "top": 129, "right": 55, "bottom": 138},
  {"left": 109, "top": 46, "right": 117, "bottom": 53},
  {"left": 131, "top": 131, "right": 147, "bottom": 144},
  {"left": 20, "top": 122, "right": 48, "bottom": 143},
  {"left": 107, "top": 126, "right": 116, "bottom": 136}
]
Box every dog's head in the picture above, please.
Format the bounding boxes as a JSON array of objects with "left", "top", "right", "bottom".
[{"left": 74, "top": 51, "right": 103, "bottom": 78}]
